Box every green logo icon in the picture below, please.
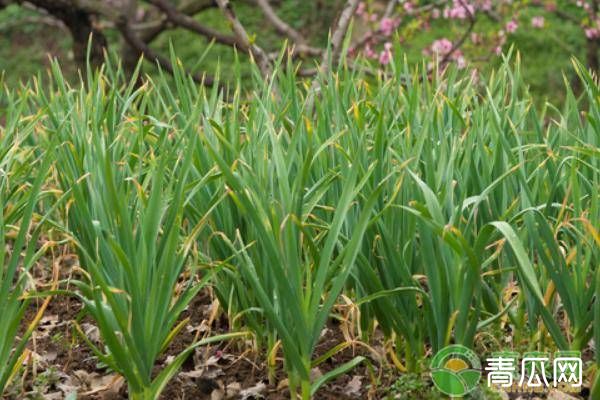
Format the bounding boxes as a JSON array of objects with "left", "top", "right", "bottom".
[{"left": 431, "top": 345, "right": 482, "bottom": 396}]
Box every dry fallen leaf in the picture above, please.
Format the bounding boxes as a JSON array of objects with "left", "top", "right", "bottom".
[
  {"left": 240, "top": 381, "right": 267, "bottom": 399},
  {"left": 80, "top": 322, "right": 101, "bottom": 343},
  {"left": 43, "top": 391, "right": 65, "bottom": 400},
  {"left": 35, "top": 315, "right": 61, "bottom": 339},
  {"left": 59, "top": 370, "right": 124, "bottom": 398},
  {"left": 344, "top": 375, "right": 362, "bottom": 397},
  {"left": 225, "top": 381, "right": 241, "bottom": 398},
  {"left": 276, "top": 378, "right": 289, "bottom": 391},
  {"left": 211, "top": 388, "right": 225, "bottom": 400},
  {"left": 546, "top": 390, "right": 580, "bottom": 400},
  {"left": 310, "top": 367, "right": 322, "bottom": 381}
]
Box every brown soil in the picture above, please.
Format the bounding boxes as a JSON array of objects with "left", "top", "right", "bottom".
[
  {"left": 4, "top": 253, "right": 592, "bottom": 400},
  {"left": 8, "top": 287, "right": 381, "bottom": 400}
]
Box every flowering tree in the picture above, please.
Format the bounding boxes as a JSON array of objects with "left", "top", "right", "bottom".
[
  {"left": 351, "top": 0, "right": 600, "bottom": 74},
  {"left": 0, "top": 0, "right": 597, "bottom": 88}
]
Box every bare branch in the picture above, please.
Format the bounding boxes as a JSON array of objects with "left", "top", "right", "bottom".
[
  {"left": 254, "top": 0, "right": 321, "bottom": 57},
  {"left": 178, "top": 0, "right": 217, "bottom": 14},
  {"left": 1, "top": 1, "right": 68, "bottom": 30},
  {"left": 148, "top": 0, "right": 239, "bottom": 47},
  {"left": 215, "top": 0, "right": 272, "bottom": 76},
  {"left": 320, "top": 0, "right": 360, "bottom": 74},
  {"left": 255, "top": 0, "right": 303, "bottom": 43},
  {"left": 383, "top": 0, "right": 397, "bottom": 19},
  {"left": 72, "top": 0, "right": 122, "bottom": 20},
  {"left": 135, "top": 0, "right": 221, "bottom": 42},
  {"left": 117, "top": 16, "right": 217, "bottom": 86},
  {"left": 306, "top": 0, "right": 359, "bottom": 110},
  {"left": 0, "top": 14, "right": 68, "bottom": 31}
]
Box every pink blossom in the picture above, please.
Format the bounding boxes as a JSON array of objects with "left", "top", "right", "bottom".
[
  {"left": 431, "top": 38, "right": 453, "bottom": 55},
  {"left": 356, "top": 2, "right": 366, "bottom": 16},
  {"left": 470, "top": 68, "right": 479, "bottom": 84},
  {"left": 495, "top": 46, "right": 502, "bottom": 55},
  {"left": 498, "top": 34, "right": 507, "bottom": 46},
  {"left": 379, "top": 42, "right": 393, "bottom": 65},
  {"left": 136, "top": 8, "right": 146, "bottom": 20},
  {"left": 380, "top": 17, "right": 396, "bottom": 36},
  {"left": 478, "top": 0, "right": 492, "bottom": 11},
  {"left": 403, "top": 1, "right": 414, "bottom": 13},
  {"left": 444, "top": 0, "right": 475, "bottom": 19},
  {"left": 425, "top": 38, "right": 466, "bottom": 68},
  {"left": 370, "top": 13, "right": 379, "bottom": 22},
  {"left": 585, "top": 28, "right": 600, "bottom": 39},
  {"left": 531, "top": 16, "right": 544, "bottom": 28},
  {"left": 577, "top": 1, "right": 591, "bottom": 10},
  {"left": 364, "top": 43, "right": 377, "bottom": 59},
  {"left": 379, "top": 48, "right": 392, "bottom": 65},
  {"left": 505, "top": 19, "right": 518, "bottom": 33}
]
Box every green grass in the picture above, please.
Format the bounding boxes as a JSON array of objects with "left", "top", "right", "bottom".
[
  {"left": 0, "top": 49, "right": 598, "bottom": 399},
  {"left": 0, "top": 84, "right": 55, "bottom": 393},
  {"left": 31, "top": 61, "right": 247, "bottom": 400}
]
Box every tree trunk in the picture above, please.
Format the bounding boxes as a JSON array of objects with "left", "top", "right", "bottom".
[
  {"left": 50, "top": 8, "right": 107, "bottom": 68},
  {"left": 120, "top": 0, "right": 143, "bottom": 82},
  {"left": 17, "top": 0, "right": 107, "bottom": 69}
]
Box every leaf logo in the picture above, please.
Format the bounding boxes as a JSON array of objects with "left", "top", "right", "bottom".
[{"left": 431, "top": 345, "right": 482, "bottom": 396}]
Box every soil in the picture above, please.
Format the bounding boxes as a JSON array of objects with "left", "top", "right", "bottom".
[
  {"left": 8, "top": 287, "right": 381, "bottom": 400},
  {"left": 4, "top": 253, "right": 592, "bottom": 400}
]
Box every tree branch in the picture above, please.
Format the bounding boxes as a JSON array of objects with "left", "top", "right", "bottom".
[
  {"left": 254, "top": 0, "right": 321, "bottom": 57},
  {"left": 306, "top": 0, "right": 359, "bottom": 110},
  {"left": 215, "top": 0, "right": 272, "bottom": 76},
  {"left": 178, "top": 0, "right": 217, "bottom": 14},
  {"left": 383, "top": 0, "right": 397, "bottom": 19},
  {"left": 117, "top": 16, "right": 217, "bottom": 86},
  {"left": 320, "top": 0, "right": 360, "bottom": 74},
  {"left": 16, "top": 0, "right": 108, "bottom": 66},
  {"left": 147, "top": 0, "right": 239, "bottom": 47},
  {"left": 439, "top": 0, "right": 475, "bottom": 66}
]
